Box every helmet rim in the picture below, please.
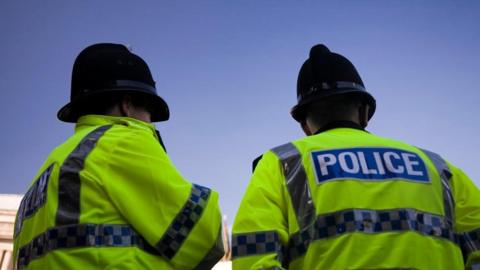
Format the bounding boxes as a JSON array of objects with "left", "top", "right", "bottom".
[
  {"left": 290, "top": 89, "right": 376, "bottom": 122},
  {"left": 57, "top": 86, "right": 170, "bottom": 123}
]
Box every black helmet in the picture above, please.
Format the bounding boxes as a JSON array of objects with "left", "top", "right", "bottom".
[
  {"left": 57, "top": 43, "right": 170, "bottom": 122},
  {"left": 291, "top": 44, "right": 376, "bottom": 122}
]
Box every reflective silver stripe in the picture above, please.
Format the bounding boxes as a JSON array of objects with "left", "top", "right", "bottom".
[
  {"left": 271, "top": 143, "right": 315, "bottom": 231},
  {"left": 56, "top": 125, "right": 112, "bottom": 225},
  {"left": 17, "top": 223, "right": 157, "bottom": 269},
  {"left": 156, "top": 184, "right": 211, "bottom": 259},
  {"left": 232, "top": 231, "right": 283, "bottom": 262},
  {"left": 271, "top": 144, "right": 460, "bottom": 262},
  {"left": 460, "top": 228, "right": 480, "bottom": 260},
  {"left": 472, "top": 262, "right": 480, "bottom": 270},
  {"left": 287, "top": 208, "right": 457, "bottom": 261},
  {"left": 192, "top": 224, "right": 225, "bottom": 270},
  {"left": 419, "top": 149, "right": 455, "bottom": 227}
]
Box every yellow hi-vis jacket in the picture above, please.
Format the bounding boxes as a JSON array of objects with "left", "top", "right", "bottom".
[
  {"left": 13, "top": 115, "right": 224, "bottom": 270},
  {"left": 232, "top": 127, "right": 480, "bottom": 270}
]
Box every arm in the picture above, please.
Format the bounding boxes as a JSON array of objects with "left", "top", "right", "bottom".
[
  {"left": 450, "top": 164, "right": 480, "bottom": 269},
  {"left": 232, "top": 151, "right": 290, "bottom": 270},
  {"left": 103, "top": 128, "right": 224, "bottom": 269}
]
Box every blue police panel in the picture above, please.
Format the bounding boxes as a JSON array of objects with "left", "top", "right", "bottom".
[{"left": 311, "top": 148, "right": 430, "bottom": 184}]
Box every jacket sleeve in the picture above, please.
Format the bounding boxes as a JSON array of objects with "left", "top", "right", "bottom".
[
  {"left": 450, "top": 164, "right": 480, "bottom": 269},
  {"left": 103, "top": 128, "right": 224, "bottom": 269},
  {"left": 232, "top": 151, "right": 290, "bottom": 270}
]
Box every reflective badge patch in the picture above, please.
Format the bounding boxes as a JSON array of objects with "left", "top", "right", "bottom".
[
  {"left": 311, "top": 148, "right": 429, "bottom": 183},
  {"left": 15, "top": 164, "right": 54, "bottom": 236}
]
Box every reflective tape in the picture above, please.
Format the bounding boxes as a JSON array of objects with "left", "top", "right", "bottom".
[
  {"left": 232, "top": 231, "right": 283, "bottom": 262},
  {"left": 460, "top": 228, "right": 480, "bottom": 260},
  {"left": 271, "top": 143, "right": 315, "bottom": 231},
  {"left": 17, "top": 223, "right": 156, "bottom": 269},
  {"left": 156, "top": 184, "right": 211, "bottom": 259},
  {"left": 269, "top": 143, "right": 463, "bottom": 265},
  {"left": 15, "top": 164, "right": 54, "bottom": 236},
  {"left": 419, "top": 149, "right": 454, "bottom": 227},
  {"left": 287, "top": 208, "right": 457, "bottom": 261},
  {"left": 418, "top": 150, "right": 480, "bottom": 260},
  {"left": 56, "top": 125, "right": 112, "bottom": 225}
]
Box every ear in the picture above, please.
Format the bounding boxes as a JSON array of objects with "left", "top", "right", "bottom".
[
  {"left": 301, "top": 121, "right": 313, "bottom": 136},
  {"left": 120, "top": 95, "right": 132, "bottom": 117}
]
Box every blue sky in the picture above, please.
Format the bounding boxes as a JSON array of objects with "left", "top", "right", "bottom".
[{"left": 0, "top": 1, "right": 479, "bottom": 222}]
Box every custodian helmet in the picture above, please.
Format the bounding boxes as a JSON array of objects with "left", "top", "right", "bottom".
[
  {"left": 291, "top": 44, "right": 376, "bottom": 122},
  {"left": 57, "top": 43, "right": 170, "bottom": 122}
]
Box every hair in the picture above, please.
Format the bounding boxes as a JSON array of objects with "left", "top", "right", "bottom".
[
  {"left": 305, "top": 93, "right": 365, "bottom": 127},
  {"left": 73, "top": 92, "right": 153, "bottom": 120}
]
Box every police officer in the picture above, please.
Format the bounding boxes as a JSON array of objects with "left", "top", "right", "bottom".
[
  {"left": 13, "top": 43, "right": 224, "bottom": 269},
  {"left": 232, "top": 44, "right": 480, "bottom": 269}
]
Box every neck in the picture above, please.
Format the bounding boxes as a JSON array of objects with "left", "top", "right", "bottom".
[{"left": 313, "top": 120, "right": 365, "bottom": 135}]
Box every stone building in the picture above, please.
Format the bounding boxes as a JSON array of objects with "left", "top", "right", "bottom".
[{"left": 0, "top": 194, "right": 22, "bottom": 270}]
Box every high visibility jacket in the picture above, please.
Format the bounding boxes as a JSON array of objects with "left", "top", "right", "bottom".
[
  {"left": 232, "top": 127, "right": 480, "bottom": 270},
  {"left": 13, "top": 115, "right": 224, "bottom": 270}
]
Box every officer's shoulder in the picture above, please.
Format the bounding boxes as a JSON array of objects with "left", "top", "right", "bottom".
[
  {"left": 252, "top": 140, "right": 301, "bottom": 172},
  {"left": 252, "top": 154, "right": 263, "bottom": 172},
  {"left": 103, "top": 122, "right": 159, "bottom": 149},
  {"left": 251, "top": 147, "right": 278, "bottom": 173},
  {"left": 269, "top": 138, "right": 307, "bottom": 156},
  {"left": 108, "top": 120, "right": 154, "bottom": 136},
  {"left": 372, "top": 133, "right": 438, "bottom": 156},
  {"left": 351, "top": 133, "right": 456, "bottom": 169}
]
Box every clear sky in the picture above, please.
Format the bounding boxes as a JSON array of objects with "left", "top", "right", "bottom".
[{"left": 1, "top": 1, "right": 479, "bottom": 223}]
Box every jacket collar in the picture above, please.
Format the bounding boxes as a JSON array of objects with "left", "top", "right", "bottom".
[
  {"left": 313, "top": 120, "right": 366, "bottom": 135},
  {"left": 75, "top": 115, "right": 157, "bottom": 135}
]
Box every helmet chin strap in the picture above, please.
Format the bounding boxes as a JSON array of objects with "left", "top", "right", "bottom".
[
  {"left": 301, "top": 121, "right": 313, "bottom": 136},
  {"left": 358, "top": 104, "right": 369, "bottom": 128}
]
